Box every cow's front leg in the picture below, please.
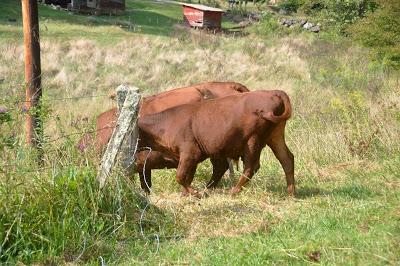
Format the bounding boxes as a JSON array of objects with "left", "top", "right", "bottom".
[
  {"left": 206, "top": 158, "right": 229, "bottom": 189},
  {"left": 176, "top": 155, "right": 200, "bottom": 197}
]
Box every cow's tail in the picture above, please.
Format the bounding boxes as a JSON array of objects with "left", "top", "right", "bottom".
[{"left": 264, "top": 91, "right": 292, "bottom": 123}]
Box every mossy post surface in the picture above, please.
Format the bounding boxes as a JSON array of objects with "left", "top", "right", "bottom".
[{"left": 97, "top": 84, "right": 141, "bottom": 188}]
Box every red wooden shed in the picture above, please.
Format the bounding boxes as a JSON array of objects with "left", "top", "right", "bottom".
[{"left": 182, "top": 4, "right": 224, "bottom": 30}]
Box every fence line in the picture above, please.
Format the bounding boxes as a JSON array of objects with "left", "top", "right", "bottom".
[
  {"left": 0, "top": 93, "right": 112, "bottom": 106},
  {"left": 45, "top": 126, "right": 116, "bottom": 143},
  {"left": 0, "top": 74, "right": 114, "bottom": 105},
  {"left": 1, "top": 92, "right": 118, "bottom": 145}
]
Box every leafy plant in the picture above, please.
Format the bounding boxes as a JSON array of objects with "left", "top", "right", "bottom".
[
  {"left": 278, "top": 0, "right": 305, "bottom": 13},
  {"left": 348, "top": 0, "right": 400, "bottom": 69},
  {"left": 0, "top": 108, "right": 17, "bottom": 151},
  {"left": 299, "top": 0, "right": 378, "bottom": 28},
  {"left": 253, "top": 11, "right": 287, "bottom": 37}
]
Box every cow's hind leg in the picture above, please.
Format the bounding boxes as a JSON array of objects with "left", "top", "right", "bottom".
[
  {"left": 231, "top": 140, "right": 261, "bottom": 195},
  {"left": 267, "top": 125, "right": 295, "bottom": 196},
  {"left": 206, "top": 158, "right": 229, "bottom": 189}
]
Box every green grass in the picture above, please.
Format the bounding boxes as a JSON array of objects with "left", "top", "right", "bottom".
[
  {"left": 0, "top": 0, "right": 237, "bottom": 43},
  {"left": 122, "top": 156, "right": 399, "bottom": 265},
  {"left": 114, "top": 157, "right": 400, "bottom": 265},
  {"left": 0, "top": 0, "right": 181, "bottom": 42},
  {"left": 1, "top": 0, "right": 400, "bottom": 264}
]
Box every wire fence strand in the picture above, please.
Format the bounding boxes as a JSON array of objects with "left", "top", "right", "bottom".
[{"left": 0, "top": 93, "right": 112, "bottom": 106}]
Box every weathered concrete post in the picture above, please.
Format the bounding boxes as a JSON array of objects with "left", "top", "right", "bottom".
[
  {"left": 117, "top": 85, "right": 140, "bottom": 172},
  {"left": 97, "top": 85, "right": 141, "bottom": 188}
]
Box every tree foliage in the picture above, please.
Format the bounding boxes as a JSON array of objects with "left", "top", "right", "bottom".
[
  {"left": 299, "top": 0, "right": 378, "bottom": 25},
  {"left": 348, "top": 0, "right": 400, "bottom": 68},
  {"left": 278, "top": 0, "right": 305, "bottom": 13}
]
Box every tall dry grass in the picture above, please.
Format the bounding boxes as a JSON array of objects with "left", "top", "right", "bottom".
[{"left": 1, "top": 28, "right": 399, "bottom": 185}]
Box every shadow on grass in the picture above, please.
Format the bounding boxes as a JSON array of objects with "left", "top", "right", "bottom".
[
  {"left": 211, "top": 166, "right": 380, "bottom": 200},
  {"left": 131, "top": 197, "right": 188, "bottom": 240},
  {"left": 264, "top": 182, "right": 379, "bottom": 200}
]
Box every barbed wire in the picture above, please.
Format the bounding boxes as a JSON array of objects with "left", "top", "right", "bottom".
[
  {"left": 0, "top": 93, "right": 112, "bottom": 106},
  {"left": 1, "top": 84, "right": 164, "bottom": 251},
  {"left": 0, "top": 165, "right": 54, "bottom": 174},
  {"left": 0, "top": 74, "right": 126, "bottom": 107},
  {"left": 45, "top": 125, "right": 116, "bottom": 143}
]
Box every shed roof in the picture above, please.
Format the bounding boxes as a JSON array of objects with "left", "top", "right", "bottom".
[{"left": 182, "top": 3, "right": 224, "bottom": 12}]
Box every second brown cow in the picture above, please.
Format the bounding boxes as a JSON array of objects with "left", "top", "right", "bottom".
[{"left": 138, "top": 90, "right": 295, "bottom": 196}]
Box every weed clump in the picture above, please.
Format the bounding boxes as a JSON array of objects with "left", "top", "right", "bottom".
[{"left": 0, "top": 166, "right": 144, "bottom": 264}]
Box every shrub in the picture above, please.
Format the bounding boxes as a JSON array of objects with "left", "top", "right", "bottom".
[
  {"left": 300, "top": 0, "right": 378, "bottom": 27},
  {"left": 300, "top": 0, "right": 325, "bottom": 14},
  {"left": 253, "top": 11, "right": 286, "bottom": 37},
  {"left": 278, "top": 0, "right": 305, "bottom": 13},
  {"left": 348, "top": 0, "right": 400, "bottom": 69},
  {"left": 323, "top": 0, "right": 377, "bottom": 24}
]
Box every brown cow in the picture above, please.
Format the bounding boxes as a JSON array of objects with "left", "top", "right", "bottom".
[
  {"left": 77, "top": 81, "right": 249, "bottom": 192},
  {"left": 138, "top": 90, "right": 294, "bottom": 196}
]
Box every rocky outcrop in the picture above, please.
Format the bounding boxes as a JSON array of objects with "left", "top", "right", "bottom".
[{"left": 280, "top": 18, "right": 321, "bottom": 33}]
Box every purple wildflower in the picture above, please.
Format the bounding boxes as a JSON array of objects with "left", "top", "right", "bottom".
[{"left": 0, "top": 106, "right": 8, "bottom": 114}]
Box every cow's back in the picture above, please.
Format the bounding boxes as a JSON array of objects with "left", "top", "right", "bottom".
[
  {"left": 191, "top": 91, "right": 290, "bottom": 156},
  {"left": 140, "top": 81, "right": 248, "bottom": 116},
  {"left": 140, "top": 90, "right": 200, "bottom": 116}
]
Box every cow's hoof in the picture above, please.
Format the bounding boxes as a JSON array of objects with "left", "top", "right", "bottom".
[
  {"left": 181, "top": 190, "right": 189, "bottom": 197},
  {"left": 181, "top": 188, "right": 201, "bottom": 198},
  {"left": 201, "top": 189, "right": 212, "bottom": 198},
  {"left": 206, "top": 183, "right": 217, "bottom": 190},
  {"left": 287, "top": 185, "right": 295, "bottom": 197},
  {"left": 230, "top": 186, "right": 241, "bottom": 196}
]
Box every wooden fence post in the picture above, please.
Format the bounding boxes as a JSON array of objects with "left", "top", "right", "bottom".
[
  {"left": 97, "top": 85, "right": 141, "bottom": 188},
  {"left": 21, "top": 0, "right": 42, "bottom": 158}
]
